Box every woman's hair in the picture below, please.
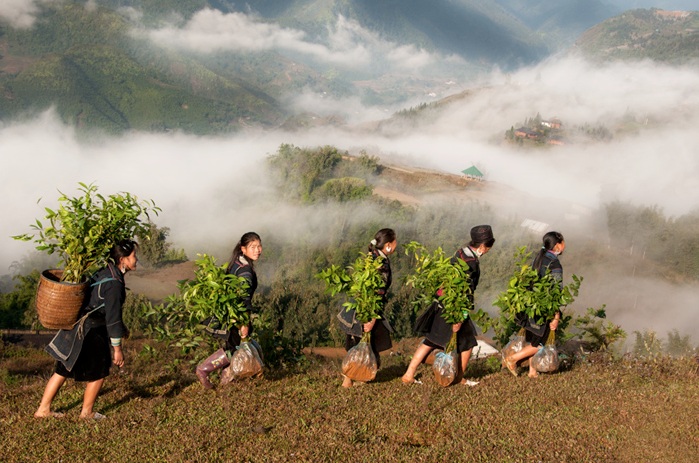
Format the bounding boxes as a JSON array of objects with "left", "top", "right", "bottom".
[
  {"left": 227, "top": 232, "right": 261, "bottom": 271},
  {"left": 368, "top": 228, "right": 396, "bottom": 253},
  {"left": 532, "top": 231, "right": 564, "bottom": 272},
  {"left": 110, "top": 239, "right": 138, "bottom": 265}
]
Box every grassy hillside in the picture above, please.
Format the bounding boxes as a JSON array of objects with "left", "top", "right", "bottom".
[
  {"left": 1, "top": 337, "right": 698, "bottom": 462},
  {"left": 0, "top": 2, "right": 287, "bottom": 134},
  {"left": 495, "top": 0, "right": 617, "bottom": 45},
  {"left": 574, "top": 9, "right": 699, "bottom": 64}
]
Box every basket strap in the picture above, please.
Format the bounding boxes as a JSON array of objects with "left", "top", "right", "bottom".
[{"left": 75, "top": 304, "right": 105, "bottom": 339}]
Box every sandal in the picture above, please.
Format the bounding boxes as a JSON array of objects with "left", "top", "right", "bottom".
[
  {"left": 401, "top": 377, "right": 422, "bottom": 385},
  {"left": 503, "top": 357, "right": 518, "bottom": 377}
]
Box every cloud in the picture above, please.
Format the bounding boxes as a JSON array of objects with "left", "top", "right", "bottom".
[
  {"left": 143, "top": 9, "right": 442, "bottom": 71},
  {"left": 0, "top": 0, "right": 42, "bottom": 29}
]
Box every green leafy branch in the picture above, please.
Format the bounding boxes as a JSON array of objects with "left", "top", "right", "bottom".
[
  {"left": 404, "top": 241, "right": 491, "bottom": 329},
  {"left": 317, "top": 252, "right": 386, "bottom": 324},
  {"left": 142, "top": 254, "right": 251, "bottom": 357},
  {"left": 180, "top": 254, "right": 251, "bottom": 329},
  {"left": 13, "top": 182, "right": 159, "bottom": 282},
  {"left": 493, "top": 247, "right": 582, "bottom": 334}
]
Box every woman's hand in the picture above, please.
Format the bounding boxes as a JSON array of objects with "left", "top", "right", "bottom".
[
  {"left": 363, "top": 319, "right": 376, "bottom": 332},
  {"left": 239, "top": 325, "right": 249, "bottom": 339},
  {"left": 550, "top": 318, "right": 560, "bottom": 331},
  {"left": 452, "top": 323, "right": 462, "bottom": 332},
  {"left": 112, "top": 346, "right": 124, "bottom": 368}
]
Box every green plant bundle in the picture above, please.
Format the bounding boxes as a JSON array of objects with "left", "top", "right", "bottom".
[
  {"left": 493, "top": 247, "right": 582, "bottom": 326},
  {"left": 13, "top": 182, "right": 159, "bottom": 283},
  {"left": 180, "top": 254, "right": 251, "bottom": 329},
  {"left": 404, "top": 241, "right": 490, "bottom": 328},
  {"left": 142, "top": 295, "right": 205, "bottom": 355},
  {"left": 317, "top": 252, "right": 386, "bottom": 324}
]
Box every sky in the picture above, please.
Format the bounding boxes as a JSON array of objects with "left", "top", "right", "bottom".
[{"left": 1, "top": 1, "right": 699, "bottom": 342}]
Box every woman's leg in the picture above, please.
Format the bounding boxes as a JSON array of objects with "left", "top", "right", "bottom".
[
  {"left": 34, "top": 373, "right": 67, "bottom": 418},
  {"left": 458, "top": 348, "right": 475, "bottom": 384},
  {"left": 402, "top": 342, "right": 434, "bottom": 383},
  {"left": 504, "top": 345, "right": 539, "bottom": 376},
  {"left": 79, "top": 378, "right": 105, "bottom": 419}
]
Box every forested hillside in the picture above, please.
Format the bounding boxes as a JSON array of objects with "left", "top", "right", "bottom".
[{"left": 574, "top": 9, "right": 699, "bottom": 64}]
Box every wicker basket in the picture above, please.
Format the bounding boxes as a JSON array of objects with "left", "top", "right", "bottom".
[{"left": 35, "top": 269, "right": 89, "bottom": 330}]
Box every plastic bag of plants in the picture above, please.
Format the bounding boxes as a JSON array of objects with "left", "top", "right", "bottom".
[
  {"left": 432, "top": 333, "right": 458, "bottom": 387},
  {"left": 501, "top": 328, "right": 526, "bottom": 359},
  {"left": 531, "top": 331, "right": 559, "bottom": 373},
  {"left": 341, "top": 332, "right": 378, "bottom": 383},
  {"left": 221, "top": 340, "right": 264, "bottom": 383}
]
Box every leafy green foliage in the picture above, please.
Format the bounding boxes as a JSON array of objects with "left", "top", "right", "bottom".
[
  {"left": 606, "top": 202, "right": 699, "bottom": 280},
  {"left": 665, "top": 330, "right": 696, "bottom": 357},
  {"left": 12, "top": 182, "right": 160, "bottom": 282},
  {"left": 268, "top": 144, "right": 343, "bottom": 201},
  {"left": 317, "top": 252, "right": 386, "bottom": 323},
  {"left": 576, "top": 9, "right": 699, "bottom": 64},
  {"left": 180, "top": 254, "right": 251, "bottom": 329},
  {"left": 632, "top": 330, "right": 664, "bottom": 358},
  {"left": 404, "top": 241, "right": 490, "bottom": 329},
  {"left": 493, "top": 247, "right": 581, "bottom": 324},
  {"left": 137, "top": 221, "right": 188, "bottom": 267},
  {"left": 572, "top": 306, "right": 626, "bottom": 351},
  {"left": 142, "top": 294, "right": 208, "bottom": 356},
  {"left": 0, "top": 271, "right": 39, "bottom": 329},
  {"left": 312, "top": 177, "right": 373, "bottom": 202}
]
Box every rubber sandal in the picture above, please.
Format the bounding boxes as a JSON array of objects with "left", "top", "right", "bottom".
[
  {"left": 401, "top": 377, "right": 422, "bottom": 385},
  {"left": 503, "top": 358, "right": 518, "bottom": 377}
]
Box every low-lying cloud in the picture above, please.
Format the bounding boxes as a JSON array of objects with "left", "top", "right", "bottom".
[
  {"left": 144, "top": 9, "right": 443, "bottom": 71},
  {"left": 0, "top": 0, "right": 42, "bottom": 29}
]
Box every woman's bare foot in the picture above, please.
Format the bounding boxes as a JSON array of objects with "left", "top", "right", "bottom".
[
  {"left": 401, "top": 375, "right": 422, "bottom": 385},
  {"left": 34, "top": 409, "right": 64, "bottom": 418},
  {"left": 341, "top": 375, "right": 353, "bottom": 388},
  {"left": 80, "top": 412, "right": 106, "bottom": 420},
  {"left": 528, "top": 369, "right": 539, "bottom": 379}
]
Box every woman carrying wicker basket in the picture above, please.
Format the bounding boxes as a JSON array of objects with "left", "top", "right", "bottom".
[{"left": 34, "top": 240, "right": 138, "bottom": 420}]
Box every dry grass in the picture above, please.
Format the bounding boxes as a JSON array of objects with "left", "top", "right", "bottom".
[{"left": 1, "top": 339, "right": 698, "bottom": 463}]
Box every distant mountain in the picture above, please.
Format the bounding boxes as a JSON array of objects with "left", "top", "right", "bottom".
[
  {"left": 494, "top": 0, "right": 619, "bottom": 46},
  {"left": 573, "top": 9, "right": 699, "bottom": 64},
  {"left": 3, "top": 1, "right": 695, "bottom": 135},
  {"left": 107, "top": 0, "right": 553, "bottom": 67},
  {"left": 0, "top": 2, "right": 291, "bottom": 133}
]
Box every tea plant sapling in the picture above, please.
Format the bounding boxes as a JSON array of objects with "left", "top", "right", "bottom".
[
  {"left": 404, "top": 241, "right": 491, "bottom": 330},
  {"left": 317, "top": 252, "right": 386, "bottom": 323}
]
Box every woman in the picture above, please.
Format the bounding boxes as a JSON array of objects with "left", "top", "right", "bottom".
[
  {"left": 34, "top": 240, "right": 138, "bottom": 420},
  {"left": 342, "top": 228, "right": 397, "bottom": 388},
  {"left": 401, "top": 225, "right": 495, "bottom": 386},
  {"left": 503, "top": 231, "right": 565, "bottom": 378},
  {"left": 196, "top": 232, "right": 262, "bottom": 389}
]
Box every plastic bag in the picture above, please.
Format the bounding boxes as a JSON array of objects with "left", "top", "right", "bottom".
[
  {"left": 531, "top": 331, "right": 559, "bottom": 373},
  {"left": 342, "top": 332, "right": 378, "bottom": 382},
  {"left": 501, "top": 328, "right": 526, "bottom": 359},
  {"left": 432, "top": 333, "right": 458, "bottom": 387},
  {"left": 221, "top": 340, "right": 264, "bottom": 383}
]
